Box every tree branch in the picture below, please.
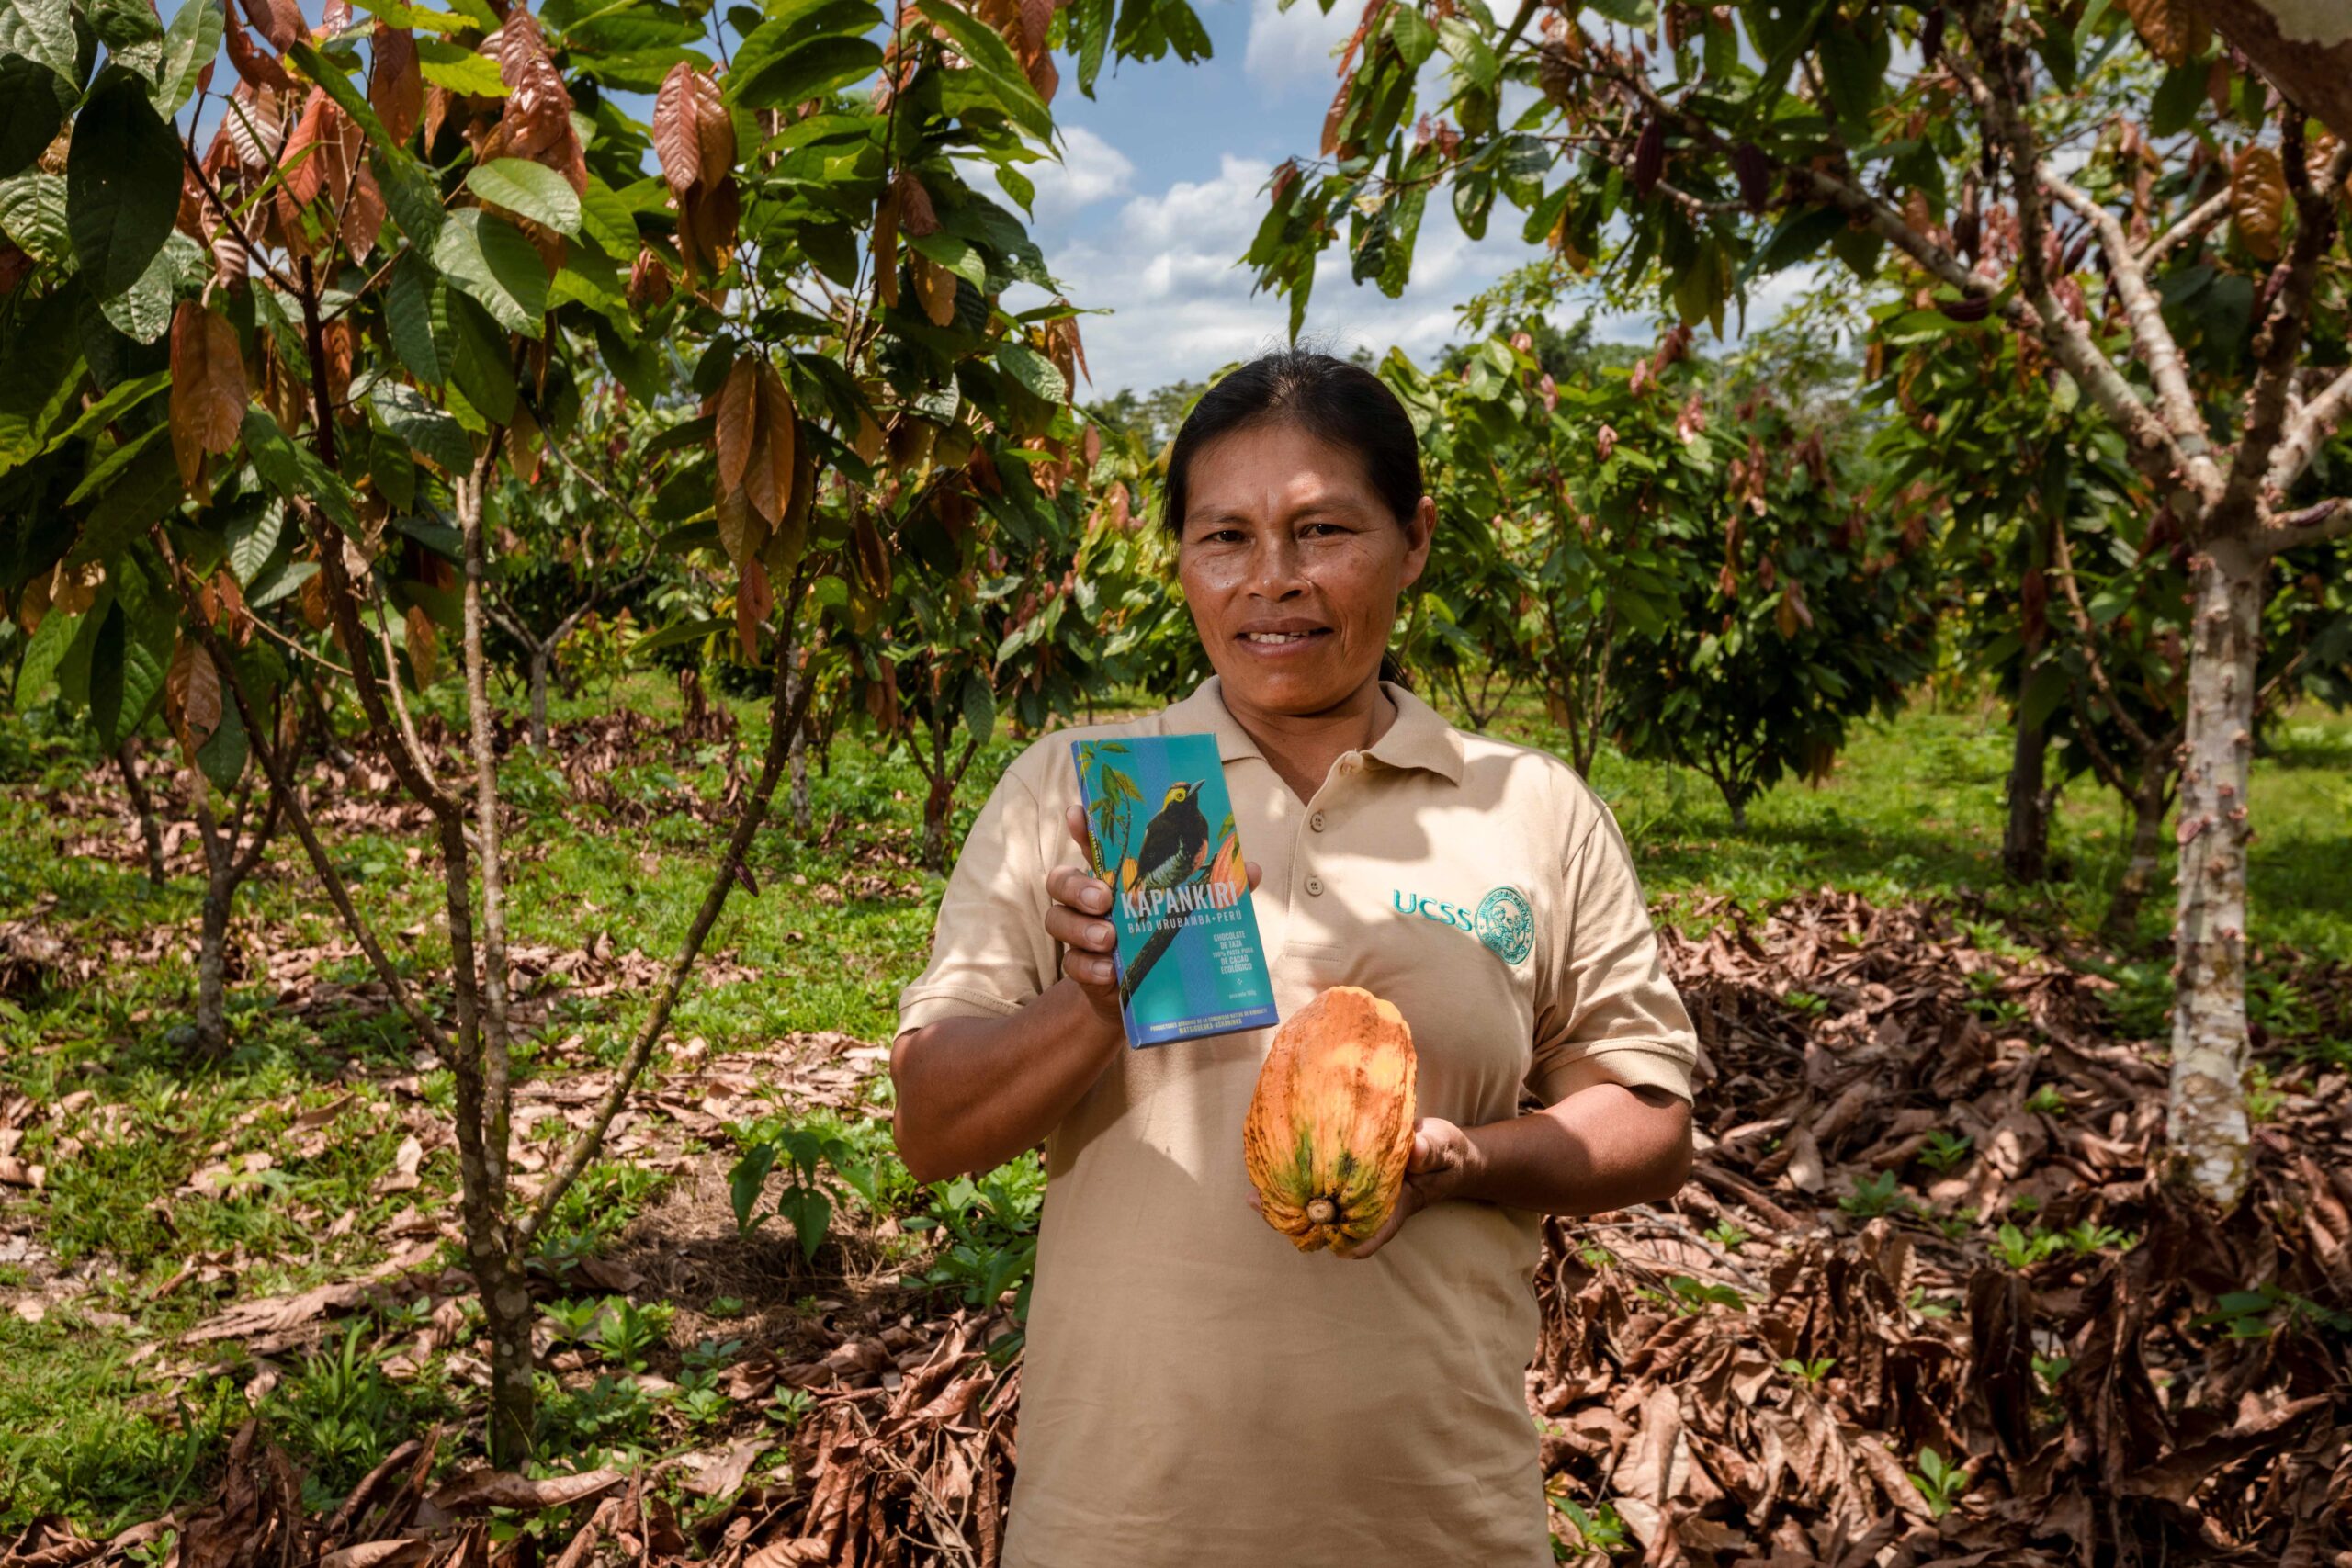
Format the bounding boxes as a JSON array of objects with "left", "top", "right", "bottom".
[
  {"left": 2256, "top": 495, "right": 2352, "bottom": 555},
  {"left": 518, "top": 558, "right": 825, "bottom": 1242},
  {"left": 2270, "top": 364, "right": 2352, "bottom": 491},
  {"left": 150, "top": 524, "right": 452, "bottom": 1054},
  {"left": 2216, "top": 124, "right": 2350, "bottom": 536},
  {"left": 457, "top": 442, "right": 518, "bottom": 1212}
]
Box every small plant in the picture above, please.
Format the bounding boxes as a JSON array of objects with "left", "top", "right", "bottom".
[
  {"left": 1839, "top": 1171, "right": 1909, "bottom": 1218},
  {"left": 1781, "top": 989, "right": 1831, "bottom": 1016},
  {"left": 2023, "top": 1084, "right": 2068, "bottom": 1117},
  {"left": 2190, "top": 1285, "right": 2352, "bottom": 1340},
  {"left": 2032, "top": 1352, "right": 2071, "bottom": 1393},
  {"left": 1702, "top": 1221, "right": 1750, "bottom": 1251},
  {"left": 1780, "top": 1355, "right": 1837, "bottom": 1384},
  {"left": 590, "top": 1298, "right": 674, "bottom": 1372},
  {"left": 1547, "top": 1487, "right": 1632, "bottom": 1557},
  {"left": 903, "top": 1158, "right": 1047, "bottom": 1355},
  {"left": 2058, "top": 1220, "right": 2137, "bottom": 1257},
  {"left": 768, "top": 1387, "right": 815, "bottom": 1430},
  {"left": 708, "top": 1295, "right": 747, "bottom": 1317},
  {"left": 1644, "top": 1275, "right": 1745, "bottom": 1314},
  {"left": 536, "top": 1372, "right": 661, "bottom": 1461},
  {"left": 1916, "top": 1131, "right": 1973, "bottom": 1174},
  {"left": 2008, "top": 1193, "right": 2042, "bottom": 1215},
  {"left": 1576, "top": 1242, "right": 1617, "bottom": 1271},
  {"left": 542, "top": 1298, "right": 605, "bottom": 1344},
  {"left": 1995, "top": 1222, "right": 2064, "bottom": 1269},
  {"left": 1927, "top": 1204, "right": 1977, "bottom": 1244},
  {"left": 1904, "top": 1285, "right": 1956, "bottom": 1320},
  {"left": 2244, "top": 1062, "right": 2282, "bottom": 1124},
  {"left": 729, "top": 1110, "right": 915, "bottom": 1263},
  {"left": 673, "top": 1385, "right": 730, "bottom": 1426},
  {"left": 1909, "top": 1445, "right": 1972, "bottom": 1518}
]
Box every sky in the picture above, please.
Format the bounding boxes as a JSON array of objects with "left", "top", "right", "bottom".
[{"left": 974, "top": 0, "right": 1611, "bottom": 397}]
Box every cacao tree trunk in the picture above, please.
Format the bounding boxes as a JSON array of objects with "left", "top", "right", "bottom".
[
  {"left": 785, "top": 635, "right": 811, "bottom": 837},
  {"left": 922, "top": 773, "right": 951, "bottom": 870},
  {"left": 195, "top": 867, "right": 232, "bottom": 1053},
  {"left": 2103, "top": 766, "right": 2172, "bottom": 947},
  {"left": 2167, "top": 544, "right": 2263, "bottom": 1206},
  {"left": 115, "top": 741, "right": 168, "bottom": 885},
  {"left": 2002, "top": 713, "right": 2051, "bottom": 883},
  {"left": 527, "top": 646, "right": 551, "bottom": 751}
]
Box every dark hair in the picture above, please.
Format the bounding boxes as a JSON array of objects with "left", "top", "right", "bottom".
[{"left": 1160, "top": 345, "right": 1425, "bottom": 688}]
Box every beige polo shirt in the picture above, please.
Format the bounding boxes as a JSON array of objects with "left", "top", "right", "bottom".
[{"left": 894, "top": 674, "right": 1698, "bottom": 1568}]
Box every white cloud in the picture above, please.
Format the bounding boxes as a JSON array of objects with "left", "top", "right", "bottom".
[
  {"left": 1243, "top": 0, "right": 1363, "bottom": 85},
  {"left": 1023, "top": 125, "right": 1136, "bottom": 218},
  {"left": 1019, "top": 151, "right": 1555, "bottom": 393}
]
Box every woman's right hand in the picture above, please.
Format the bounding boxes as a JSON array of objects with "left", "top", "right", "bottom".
[
  {"left": 1048, "top": 804, "right": 1127, "bottom": 1032},
  {"left": 1046, "top": 804, "right": 1264, "bottom": 1034}
]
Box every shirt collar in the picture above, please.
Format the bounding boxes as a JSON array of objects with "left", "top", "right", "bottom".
[{"left": 1166, "top": 674, "right": 1465, "bottom": 785}]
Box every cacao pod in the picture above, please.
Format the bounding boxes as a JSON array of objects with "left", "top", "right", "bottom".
[{"left": 1242, "top": 986, "right": 1418, "bottom": 1254}]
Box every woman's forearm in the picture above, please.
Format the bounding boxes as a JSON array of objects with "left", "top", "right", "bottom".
[
  {"left": 888, "top": 978, "right": 1125, "bottom": 1183},
  {"left": 1456, "top": 1081, "right": 1691, "bottom": 1215}
]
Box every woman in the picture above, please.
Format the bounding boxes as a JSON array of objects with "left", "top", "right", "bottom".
[{"left": 888, "top": 347, "right": 1698, "bottom": 1566}]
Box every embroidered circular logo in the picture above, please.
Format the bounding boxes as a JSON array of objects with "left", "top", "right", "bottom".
[{"left": 1474, "top": 886, "right": 1533, "bottom": 964}]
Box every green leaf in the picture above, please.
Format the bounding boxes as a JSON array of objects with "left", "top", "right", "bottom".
[
  {"left": 908, "top": 230, "right": 984, "bottom": 288},
  {"left": 386, "top": 250, "right": 447, "bottom": 385},
  {"left": 729, "top": 31, "right": 882, "bottom": 111},
  {"left": 1388, "top": 3, "right": 1435, "bottom": 68},
  {"left": 578, "top": 175, "right": 637, "bottom": 258},
  {"left": 372, "top": 378, "right": 472, "bottom": 474},
  {"left": 67, "top": 68, "right": 183, "bottom": 299},
  {"left": 13, "top": 600, "right": 77, "bottom": 710},
  {"left": 0, "top": 0, "right": 76, "bottom": 83},
  {"left": 372, "top": 143, "right": 446, "bottom": 247},
  {"left": 64, "top": 423, "right": 164, "bottom": 505},
  {"left": 86, "top": 0, "right": 164, "bottom": 72},
  {"left": 149, "top": 0, "right": 224, "bottom": 117},
  {"left": 996, "top": 341, "right": 1065, "bottom": 404},
  {"left": 96, "top": 229, "right": 205, "bottom": 344},
  {"left": 959, "top": 669, "right": 994, "bottom": 744},
  {"left": 242, "top": 405, "right": 359, "bottom": 531},
  {"left": 0, "top": 168, "right": 68, "bottom": 262},
  {"left": 65, "top": 439, "right": 179, "bottom": 568},
  {"left": 444, "top": 288, "right": 517, "bottom": 423},
  {"left": 466, "top": 158, "right": 582, "bottom": 238},
  {"left": 433, "top": 208, "right": 548, "bottom": 336},
  {"left": 196, "top": 677, "right": 248, "bottom": 791},
  {"left": 89, "top": 552, "right": 174, "bottom": 750},
  {"left": 226, "top": 500, "right": 284, "bottom": 585},
  {"left": 0, "top": 56, "right": 71, "bottom": 180},
  {"left": 39, "top": 367, "right": 165, "bottom": 457},
  {"left": 416, "top": 37, "right": 507, "bottom": 96}
]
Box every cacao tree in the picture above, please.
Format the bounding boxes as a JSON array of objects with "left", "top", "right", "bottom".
[
  {"left": 1, "top": 0, "right": 1209, "bottom": 1468},
  {"left": 1240, "top": 0, "right": 2352, "bottom": 1205}
]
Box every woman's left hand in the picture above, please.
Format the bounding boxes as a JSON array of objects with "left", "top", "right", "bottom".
[{"left": 1337, "top": 1118, "right": 1481, "bottom": 1260}]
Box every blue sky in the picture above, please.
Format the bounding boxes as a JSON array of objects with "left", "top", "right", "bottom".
[{"left": 979, "top": 0, "right": 1579, "bottom": 395}]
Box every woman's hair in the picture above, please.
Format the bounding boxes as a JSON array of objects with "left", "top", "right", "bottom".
[
  {"left": 1159, "top": 345, "right": 1425, "bottom": 538},
  {"left": 1159, "top": 344, "right": 1424, "bottom": 689}
]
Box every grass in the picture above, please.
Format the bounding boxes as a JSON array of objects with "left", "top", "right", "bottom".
[{"left": 0, "top": 666, "right": 2344, "bottom": 1529}]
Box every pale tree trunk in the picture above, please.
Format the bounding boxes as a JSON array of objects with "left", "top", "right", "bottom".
[
  {"left": 2166, "top": 543, "right": 2264, "bottom": 1204},
  {"left": 2002, "top": 714, "right": 2051, "bottom": 883}
]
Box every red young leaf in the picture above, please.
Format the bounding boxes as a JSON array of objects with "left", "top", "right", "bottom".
[
  {"left": 652, "top": 62, "right": 703, "bottom": 196},
  {"left": 371, "top": 25, "right": 422, "bottom": 146},
  {"left": 238, "top": 0, "right": 300, "bottom": 53},
  {"left": 714, "top": 358, "right": 759, "bottom": 497}
]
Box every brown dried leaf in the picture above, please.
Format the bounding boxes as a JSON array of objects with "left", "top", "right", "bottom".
[
  {"left": 169, "top": 303, "right": 248, "bottom": 489},
  {"left": 912, "top": 254, "right": 958, "bottom": 327},
  {"left": 404, "top": 604, "right": 438, "bottom": 686},
  {"left": 165, "top": 637, "right": 223, "bottom": 755},
  {"left": 714, "top": 357, "right": 759, "bottom": 498},
  {"left": 2231, "top": 142, "right": 2286, "bottom": 263},
  {"left": 2118, "top": 0, "right": 2207, "bottom": 68},
  {"left": 424, "top": 1467, "right": 624, "bottom": 1514}
]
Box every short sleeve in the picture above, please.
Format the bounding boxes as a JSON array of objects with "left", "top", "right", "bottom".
[
  {"left": 1528, "top": 797, "right": 1699, "bottom": 1106},
  {"left": 893, "top": 761, "right": 1061, "bottom": 1038}
]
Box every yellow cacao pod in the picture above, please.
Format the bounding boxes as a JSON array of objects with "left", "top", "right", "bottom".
[{"left": 1242, "top": 985, "right": 1418, "bottom": 1254}]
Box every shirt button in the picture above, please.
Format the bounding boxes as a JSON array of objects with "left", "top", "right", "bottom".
[
  {"left": 1304, "top": 874, "right": 1325, "bottom": 897},
  {"left": 1309, "top": 810, "right": 1327, "bottom": 832}
]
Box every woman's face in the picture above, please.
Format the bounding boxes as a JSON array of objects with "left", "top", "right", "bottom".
[{"left": 1175, "top": 420, "right": 1434, "bottom": 717}]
